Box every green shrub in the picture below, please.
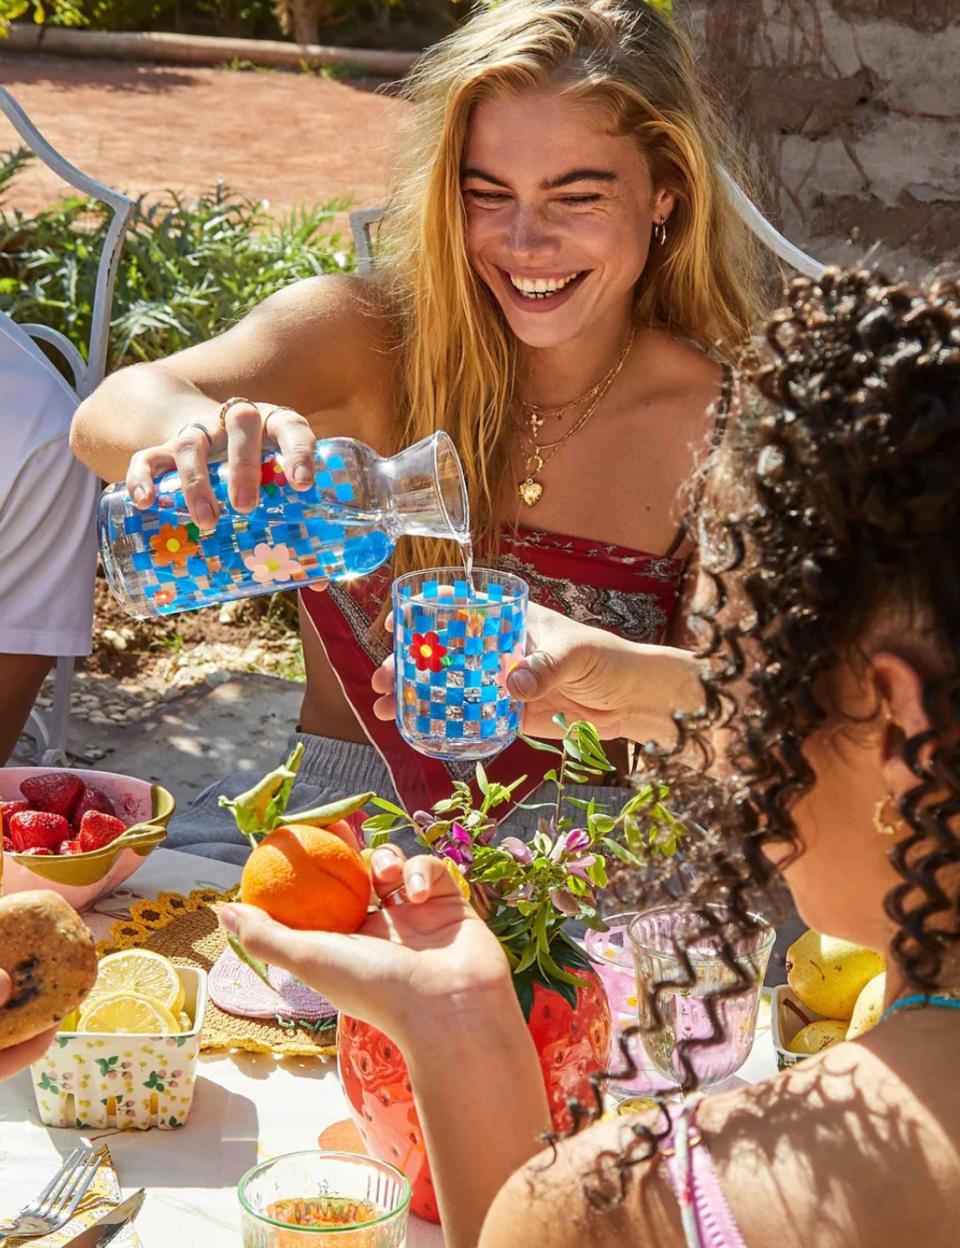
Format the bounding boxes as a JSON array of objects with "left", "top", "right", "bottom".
[
  {"left": 0, "top": 150, "right": 353, "bottom": 370},
  {"left": 0, "top": 0, "right": 84, "bottom": 35}
]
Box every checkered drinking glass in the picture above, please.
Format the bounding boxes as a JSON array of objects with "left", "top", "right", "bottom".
[{"left": 393, "top": 567, "right": 528, "bottom": 760}]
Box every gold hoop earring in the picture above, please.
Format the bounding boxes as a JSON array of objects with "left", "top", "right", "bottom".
[
  {"left": 872, "top": 795, "right": 901, "bottom": 836},
  {"left": 653, "top": 218, "right": 668, "bottom": 247}
]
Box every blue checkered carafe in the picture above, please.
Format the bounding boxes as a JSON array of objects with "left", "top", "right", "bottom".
[{"left": 99, "top": 433, "right": 468, "bottom": 618}]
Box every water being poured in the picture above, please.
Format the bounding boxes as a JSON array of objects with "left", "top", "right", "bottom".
[{"left": 458, "top": 535, "right": 476, "bottom": 598}]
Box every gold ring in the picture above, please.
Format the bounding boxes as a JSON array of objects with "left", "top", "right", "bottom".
[
  {"left": 262, "top": 405, "right": 297, "bottom": 440},
  {"left": 217, "top": 396, "right": 256, "bottom": 438},
  {"left": 176, "top": 422, "right": 213, "bottom": 448}
]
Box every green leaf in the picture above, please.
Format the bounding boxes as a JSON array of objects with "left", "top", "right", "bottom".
[
  {"left": 475, "top": 761, "right": 490, "bottom": 795},
  {"left": 360, "top": 812, "right": 402, "bottom": 834},
  {"left": 369, "top": 796, "right": 410, "bottom": 821},
  {"left": 601, "top": 836, "right": 646, "bottom": 867},
  {"left": 517, "top": 733, "right": 563, "bottom": 756},
  {"left": 278, "top": 791, "right": 375, "bottom": 830}
]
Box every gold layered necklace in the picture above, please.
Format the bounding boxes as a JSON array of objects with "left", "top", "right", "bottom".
[{"left": 517, "top": 325, "right": 635, "bottom": 507}]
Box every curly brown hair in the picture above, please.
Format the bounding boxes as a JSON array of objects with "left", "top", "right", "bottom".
[{"left": 565, "top": 267, "right": 960, "bottom": 1206}]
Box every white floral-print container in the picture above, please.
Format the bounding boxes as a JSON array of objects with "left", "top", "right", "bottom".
[
  {"left": 770, "top": 983, "right": 833, "bottom": 1070},
  {"left": 31, "top": 966, "right": 207, "bottom": 1130}
]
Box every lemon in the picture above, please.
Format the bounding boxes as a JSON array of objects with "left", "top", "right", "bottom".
[
  {"left": 89, "top": 949, "right": 185, "bottom": 1015},
  {"left": 58, "top": 1010, "right": 79, "bottom": 1033},
  {"left": 77, "top": 991, "right": 180, "bottom": 1035}
]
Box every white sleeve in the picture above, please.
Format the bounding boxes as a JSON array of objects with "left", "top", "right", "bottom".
[{"left": 0, "top": 434, "right": 98, "bottom": 656}]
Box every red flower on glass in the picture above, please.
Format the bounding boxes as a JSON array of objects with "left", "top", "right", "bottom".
[
  {"left": 260, "top": 456, "right": 287, "bottom": 495},
  {"left": 409, "top": 631, "right": 447, "bottom": 673}
]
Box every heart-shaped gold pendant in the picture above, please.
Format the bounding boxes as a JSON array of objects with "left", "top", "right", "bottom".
[{"left": 519, "top": 478, "right": 543, "bottom": 507}]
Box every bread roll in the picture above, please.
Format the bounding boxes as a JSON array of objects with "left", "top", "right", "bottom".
[{"left": 0, "top": 890, "right": 98, "bottom": 1050}]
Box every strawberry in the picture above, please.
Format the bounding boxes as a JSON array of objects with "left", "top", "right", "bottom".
[
  {"left": 19, "top": 772, "right": 85, "bottom": 819},
  {"left": 8, "top": 810, "right": 71, "bottom": 852},
  {"left": 58, "top": 838, "right": 85, "bottom": 855},
  {"left": 21, "top": 846, "right": 53, "bottom": 856},
  {"left": 0, "top": 798, "right": 29, "bottom": 827},
  {"left": 70, "top": 785, "right": 116, "bottom": 830},
  {"left": 2, "top": 836, "right": 13, "bottom": 852},
  {"left": 78, "top": 810, "right": 127, "bottom": 852}
]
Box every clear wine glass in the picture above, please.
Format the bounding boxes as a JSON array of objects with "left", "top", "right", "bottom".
[{"left": 628, "top": 904, "right": 775, "bottom": 1090}]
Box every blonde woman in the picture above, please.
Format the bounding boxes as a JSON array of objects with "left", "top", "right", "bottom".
[{"left": 72, "top": 0, "right": 768, "bottom": 861}]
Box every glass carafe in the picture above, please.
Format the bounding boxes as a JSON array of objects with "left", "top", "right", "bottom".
[{"left": 98, "top": 431, "right": 468, "bottom": 618}]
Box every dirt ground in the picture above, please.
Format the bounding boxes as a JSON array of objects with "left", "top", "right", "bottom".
[{"left": 0, "top": 53, "right": 409, "bottom": 221}]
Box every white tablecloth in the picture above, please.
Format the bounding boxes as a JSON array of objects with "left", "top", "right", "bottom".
[{"left": 0, "top": 850, "right": 776, "bottom": 1246}]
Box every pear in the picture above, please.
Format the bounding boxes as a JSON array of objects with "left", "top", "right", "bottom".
[
  {"left": 785, "top": 930, "right": 885, "bottom": 1020},
  {"left": 787, "top": 1018, "right": 848, "bottom": 1055},
  {"left": 846, "top": 971, "right": 886, "bottom": 1039}
]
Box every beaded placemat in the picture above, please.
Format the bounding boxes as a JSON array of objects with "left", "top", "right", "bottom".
[{"left": 96, "top": 888, "right": 336, "bottom": 1058}]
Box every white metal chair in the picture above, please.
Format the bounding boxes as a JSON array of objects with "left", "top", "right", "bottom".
[
  {"left": 349, "top": 168, "right": 825, "bottom": 278},
  {"left": 0, "top": 86, "right": 134, "bottom": 765}
]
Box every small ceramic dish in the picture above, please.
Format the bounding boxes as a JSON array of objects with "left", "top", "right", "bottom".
[
  {"left": 1, "top": 766, "right": 174, "bottom": 910},
  {"left": 769, "top": 983, "right": 832, "bottom": 1069},
  {"left": 31, "top": 965, "right": 207, "bottom": 1130}
]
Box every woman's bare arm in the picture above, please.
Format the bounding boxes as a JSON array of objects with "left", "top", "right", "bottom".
[{"left": 70, "top": 275, "right": 393, "bottom": 524}]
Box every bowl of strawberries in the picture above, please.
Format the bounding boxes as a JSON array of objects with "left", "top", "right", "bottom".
[{"left": 0, "top": 767, "right": 174, "bottom": 910}]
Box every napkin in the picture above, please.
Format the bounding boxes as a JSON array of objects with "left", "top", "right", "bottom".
[{"left": 2, "top": 1144, "right": 142, "bottom": 1248}]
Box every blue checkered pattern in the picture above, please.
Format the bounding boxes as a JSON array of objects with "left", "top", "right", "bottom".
[
  {"left": 394, "top": 574, "right": 526, "bottom": 760},
  {"left": 102, "top": 449, "right": 393, "bottom": 617}
]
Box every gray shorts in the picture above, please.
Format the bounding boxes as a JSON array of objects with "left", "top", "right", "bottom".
[{"left": 163, "top": 730, "right": 635, "bottom": 867}]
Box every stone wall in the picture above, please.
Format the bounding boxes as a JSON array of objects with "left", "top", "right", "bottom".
[{"left": 679, "top": 0, "right": 960, "bottom": 278}]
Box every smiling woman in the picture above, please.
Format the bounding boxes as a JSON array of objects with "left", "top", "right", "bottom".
[{"left": 71, "top": 0, "right": 771, "bottom": 860}]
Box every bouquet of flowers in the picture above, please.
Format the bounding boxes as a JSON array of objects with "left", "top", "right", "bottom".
[{"left": 362, "top": 715, "right": 684, "bottom": 1013}]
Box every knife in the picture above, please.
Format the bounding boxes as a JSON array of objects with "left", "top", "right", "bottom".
[{"left": 62, "top": 1189, "right": 145, "bottom": 1248}]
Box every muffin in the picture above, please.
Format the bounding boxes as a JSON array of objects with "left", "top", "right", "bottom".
[{"left": 0, "top": 890, "right": 98, "bottom": 1050}]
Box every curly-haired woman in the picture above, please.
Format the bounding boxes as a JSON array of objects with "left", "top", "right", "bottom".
[
  {"left": 71, "top": 0, "right": 766, "bottom": 860},
  {"left": 222, "top": 268, "right": 960, "bottom": 1246}
]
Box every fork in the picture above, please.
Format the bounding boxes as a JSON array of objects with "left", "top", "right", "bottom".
[{"left": 0, "top": 1147, "right": 103, "bottom": 1239}]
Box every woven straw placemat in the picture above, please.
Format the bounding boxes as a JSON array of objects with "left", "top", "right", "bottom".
[{"left": 96, "top": 888, "right": 336, "bottom": 1057}]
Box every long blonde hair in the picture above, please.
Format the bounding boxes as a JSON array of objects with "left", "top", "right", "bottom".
[{"left": 373, "top": 0, "right": 770, "bottom": 572}]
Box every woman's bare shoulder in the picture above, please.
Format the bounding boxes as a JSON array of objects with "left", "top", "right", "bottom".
[
  {"left": 164, "top": 273, "right": 397, "bottom": 424},
  {"left": 244, "top": 273, "right": 394, "bottom": 351},
  {"left": 639, "top": 328, "right": 727, "bottom": 403},
  {"left": 479, "top": 1113, "right": 683, "bottom": 1248}
]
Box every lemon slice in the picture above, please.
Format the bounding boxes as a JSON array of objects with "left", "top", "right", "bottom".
[
  {"left": 77, "top": 991, "right": 180, "bottom": 1035},
  {"left": 90, "top": 949, "right": 185, "bottom": 1014}
]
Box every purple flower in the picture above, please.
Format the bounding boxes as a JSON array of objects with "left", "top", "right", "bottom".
[
  {"left": 565, "top": 853, "right": 597, "bottom": 881},
  {"left": 500, "top": 836, "right": 533, "bottom": 865},
  {"left": 564, "top": 829, "right": 590, "bottom": 855},
  {"left": 438, "top": 842, "right": 473, "bottom": 868},
  {"left": 413, "top": 810, "right": 434, "bottom": 829},
  {"left": 549, "top": 888, "right": 580, "bottom": 915},
  {"left": 449, "top": 822, "right": 471, "bottom": 846}
]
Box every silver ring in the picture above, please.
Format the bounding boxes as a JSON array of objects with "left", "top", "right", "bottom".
[
  {"left": 381, "top": 884, "right": 409, "bottom": 909},
  {"left": 177, "top": 422, "right": 214, "bottom": 448}
]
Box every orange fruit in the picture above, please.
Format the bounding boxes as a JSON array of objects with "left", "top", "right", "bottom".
[{"left": 240, "top": 824, "right": 370, "bottom": 933}]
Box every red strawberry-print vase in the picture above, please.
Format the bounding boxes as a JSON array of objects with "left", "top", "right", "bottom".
[{"left": 337, "top": 968, "right": 611, "bottom": 1222}]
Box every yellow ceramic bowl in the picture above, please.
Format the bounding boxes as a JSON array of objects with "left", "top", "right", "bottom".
[{"left": 1, "top": 767, "right": 174, "bottom": 911}]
